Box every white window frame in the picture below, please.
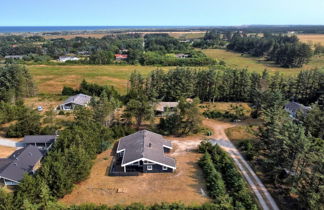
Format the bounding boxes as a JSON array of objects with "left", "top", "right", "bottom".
[
  {"left": 147, "top": 165, "right": 153, "bottom": 170},
  {"left": 162, "top": 166, "right": 168, "bottom": 170}
]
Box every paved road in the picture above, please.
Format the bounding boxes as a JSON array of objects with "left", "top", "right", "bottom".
[
  {"left": 0, "top": 137, "right": 25, "bottom": 148},
  {"left": 203, "top": 119, "right": 279, "bottom": 210}
]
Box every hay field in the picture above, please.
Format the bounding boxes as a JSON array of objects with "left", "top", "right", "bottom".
[{"left": 298, "top": 34, "right": 324, "bottom": 45}]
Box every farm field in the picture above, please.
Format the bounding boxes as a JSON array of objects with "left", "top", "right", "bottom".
[
  {"left": 298, "top": 34, "right": 324, "bottom": 45},
  {"left": 60, "top": 137, "right": 210, "bottom": 206},
  {"left": 202, "top": 49, "right": 324, "bottom": 75},
  {"left": 28, "top": 65, "right": 170, "bottom": 94}
]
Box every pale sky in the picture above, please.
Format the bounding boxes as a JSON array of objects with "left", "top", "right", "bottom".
[{"left": 1, "top": 0, "right": 323, "bottom": 26}]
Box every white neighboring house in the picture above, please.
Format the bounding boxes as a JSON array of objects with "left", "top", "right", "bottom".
[
  {"left": 4, "top": 55, "right": 24, "bottom": 59},
  {"left": 59, "top": 93, "right": 92, "bottom": 111},
  {"left": 58, "top": 56, "right": 80, "bottom": 62},
  {"left": 284, "top": 101, "right": 311, "bottom": 119},
  {"left": 175, "top": 53, "right": 189, "bottom": 59}
]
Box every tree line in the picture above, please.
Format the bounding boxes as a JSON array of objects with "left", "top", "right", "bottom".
[
  {"left": 127, "top": 67, "right": 323, "bottom": 106},
  {"left": 227, "top": 33, "right": 312, "bottom": 68}
]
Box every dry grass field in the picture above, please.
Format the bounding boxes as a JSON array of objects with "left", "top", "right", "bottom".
[
  {"left": 29, "top": 65, "right": 170, "bottom": 94},
  {"left": 60, "top": 137, "right": 210, "bottom": 206},
  {"left": 0, "top": 146, "right": 17, "bottom": 158},
  {"left": 202, "top": 49, "right": 324, "bottom": 75},
  {"left": 298, "top": 34, "right": 324, "bottom": 45},
  {"left": 42, "top": 31, "right": 206, "bottom": 40},
  {"left": 43, "top": 33, "right": 109, "bottom": 40},
  {"left": 169, "top": 32, "right": 206, "bottom": 39}
]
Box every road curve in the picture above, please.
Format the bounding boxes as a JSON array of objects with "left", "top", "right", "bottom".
[{"left": 203, "top": 119, "right": 279, "bottom": 210}]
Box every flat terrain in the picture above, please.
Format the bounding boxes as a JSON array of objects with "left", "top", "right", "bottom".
[
  {"left": 24, "top": 96, "right": 66, "bottom": 112},
  {"left": 42, "top": 31, "right": 206, "bottom": 40},
  {"left": 60, "top": 136, "right": 210, "bottom": 206},
  {"left": 0, "top": 146, "right": 16, "bottom": 158},
  {"left": 202, "top": 49, "right": 324, "bottom": 75},
  {"left": 298, "top": 34, "right": 324, "bottom": 45},
  {"left": 29, "top": 65, "right": 170, "bottom": 94}
]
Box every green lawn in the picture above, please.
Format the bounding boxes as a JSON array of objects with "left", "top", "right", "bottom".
[
  {"left": 29, "top": 65, "right": 170, "bottom": 94},
  {"left": 202, "top": 49, "right": 324, "bottom": 75}
]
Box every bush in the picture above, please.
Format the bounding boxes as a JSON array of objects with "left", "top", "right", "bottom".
[
  {"left": 203, "top": 110, "right": 237, "bottom": 120},
  {"left": 238, "top": 140, "right": 255, "bottom": 160},
  {"left": 62, "top": 86, "right": 75, "bottom": 96}
]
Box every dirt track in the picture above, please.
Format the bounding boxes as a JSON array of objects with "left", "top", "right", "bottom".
[{"left": 203, "top": 119, "right": 279, "bottom": 210}]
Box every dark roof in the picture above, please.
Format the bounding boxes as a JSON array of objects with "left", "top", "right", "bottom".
[
  {"left": 117, "top": 130, "right": 175, "bottom": 168},
  {"left": 62, "top": 93, "right": 92, "bottom": 106},
  {"left": 0, "top": 159, "right": 12, "bottom": 172},
  {"left": 285, "top": 102, "right": 311, "bottom": 114},
  {"left": 23, "top": 135, "right": 56, "bottom": 144},
  {"left": 0, "top": 145, "right": 44, "bottom": 183}
]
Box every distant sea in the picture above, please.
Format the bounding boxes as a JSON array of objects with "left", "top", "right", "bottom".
[{"left": 0, "top": 26, "right": 195, "bottom": 33}]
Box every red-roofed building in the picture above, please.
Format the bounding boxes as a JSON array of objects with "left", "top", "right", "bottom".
[{"left": 115, "top": 54, "right": 128, "bottom": 61}]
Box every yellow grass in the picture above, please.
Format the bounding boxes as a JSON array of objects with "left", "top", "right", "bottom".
[
  {"left": 28, "top": 65, "right": 170, "bottom": 94},
  {"left": 169, "top": 32, "right": 206, "bottom": 39},
  {"left": 202, "top": 49, "right": 324, "bottom": 75},
  {"left": 298, "top": 34, "right": 324, "bottom": 45},
  {"left": 60, "top": 146, "right": 210, "bottom": 206},
  {"left": 43, "top": 33, "right": 109, "bottom": 40}
]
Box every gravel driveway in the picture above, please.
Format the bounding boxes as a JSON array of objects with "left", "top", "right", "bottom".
[{"left": 203, "top": 119, "right": 279, "bottom": 210}]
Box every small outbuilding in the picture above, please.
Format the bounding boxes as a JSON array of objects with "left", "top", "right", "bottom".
[
  {"left": 115, "top": 54, "right": 128, "bottom": 61},
  {"left": 58, "top": 56, "right": 80, "bottom": 62},
  {"left": 59, "top": 93, "right": 92, "bottom": 111},
  {"left": 155, "top": 102, "right": 179, "bottom": 116},
  {"left": 175, "top": 53, "right": 189, "bottom": 59}
]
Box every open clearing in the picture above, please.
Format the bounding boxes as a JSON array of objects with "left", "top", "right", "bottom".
[
  {"left": 202, "top": 49, "right": 324, "bottom": 75},
  {"left": 298, "top": 34, "right": 324, "bottom": 45},
  {"left": 60, "top": 136, "right": 210, "bottom": 206},
  {"left": 29, "top": 65, "right": 170, "bottom": 94}
]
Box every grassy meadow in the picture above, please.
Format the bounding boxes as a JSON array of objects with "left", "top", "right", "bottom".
[
  {"left": 29, "top": 65, "right": 170, "bottom": 94},
  {"left": 202, "top": 48, "right": 324, "bottom": 75}
]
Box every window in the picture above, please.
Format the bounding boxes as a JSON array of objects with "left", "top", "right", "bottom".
[
  {"left": 162, "top": 166, "right": 168, "bottom": 170},
  {"left": 147, "top": 165, "right": 153, "bottom": 170}
]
